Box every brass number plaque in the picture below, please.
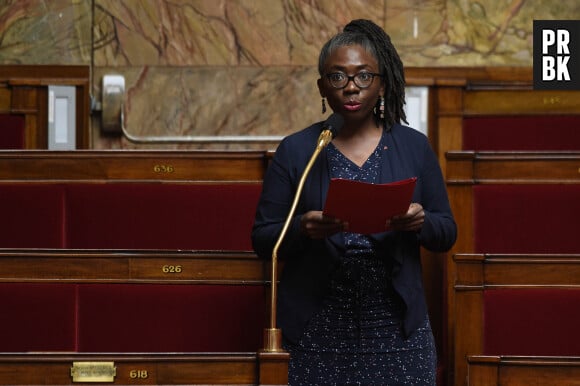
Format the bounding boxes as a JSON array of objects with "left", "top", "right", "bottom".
[{"left": 71, "top": 362, "right": 116, "bottom": 382}]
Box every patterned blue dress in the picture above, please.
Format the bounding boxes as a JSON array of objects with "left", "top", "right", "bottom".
[{"left": 283, "top": 132, "right": 436, "bottom": 385}]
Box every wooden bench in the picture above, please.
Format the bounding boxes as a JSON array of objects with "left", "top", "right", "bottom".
[
  {"left": 406, "top": 68, "right": 580, "bottom": 386},
  {"left": 0, "top": 150, "right": 271, "bottom": 250},
  {"left": 454, "top": 253, "right": 580, "bottom": 386},
  {"left": 446, "top": 151, "right": 580, "bottom": 386},
  {"left": 0, "top": 249, "right": 286, "bottom": 385},
  {"left": 446, "top": 151, "right": 580, "bottom": 255},
  {"left": 0, "top": 250, "right": 267, "bottom": 351},
  {"left": 421, "top": 67, "right": 580, "bottom": 176},
  {"left": 0, "top": 150, "right": 288, "bottom": 384}
]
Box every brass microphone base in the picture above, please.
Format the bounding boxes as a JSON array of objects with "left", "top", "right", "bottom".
[{"left": 262, "top": 328, "right": 283, "bottom": 352}]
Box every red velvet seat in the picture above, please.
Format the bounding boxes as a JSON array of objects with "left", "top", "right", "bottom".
[
  {"left": 0, "top": 184, "right": 65, "bottom": 248},
  {"left": 64, "top": 183, "right": 261, "bottom": 250},
  {"left": 0, "top": 282, "right": 267, "bottom": 353},
  {"left": 0, "top": 283, "right": 77, "bottom": 352},
  {"left": 483, "top": 288, "right": 580, "bottom": 356},
  {"left": 473, "top": 184, "right": 580, "bottom": 253},
  {"left": 463, "top": 116, "right": 580, "bottom": 151},
  {"left": 77, "top": 283, "right": 266, "bottom": 352},
  {"left": 0, "top": 182, "right": 266, "bottom": 354},
  {"left": 0, "top": 182, "right": 261, "bottom": 250}
]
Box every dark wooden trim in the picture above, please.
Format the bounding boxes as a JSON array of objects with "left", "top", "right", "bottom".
[
  {"left": 0, "top": 352, "right": 288, "bottom": 385},
  {"left": 0, "top": 249, "right": 268, "bottom": 284},
  {"left": 0, "top": 150, "right": 270, "bottom": 181},
  {"left": 468, "top": 355, "right": 580, "bottom": 386},
  {"left": 446, "top": 151, "right": 580, "bottom": 184}
]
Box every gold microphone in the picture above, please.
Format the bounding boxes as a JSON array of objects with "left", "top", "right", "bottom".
[{"left": 263, "top": 113, "right": 344, "bottom": 352}]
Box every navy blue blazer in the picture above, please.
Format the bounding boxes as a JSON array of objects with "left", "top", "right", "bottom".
[{"left": 252, "top": 121, "right": 457, "bottom": 343}]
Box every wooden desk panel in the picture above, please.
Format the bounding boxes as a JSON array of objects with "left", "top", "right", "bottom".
[
  {"left": 0, "top": 249, "right": 266, "bottom": 283},
  {"left": 447, "top": 151, "right": 580, "bottom": 183},
  {"left": 0, "top": 352, "right": 289, "bottom": 385},
  {"left": 0, "top": 150, "right": 271, "bottom": 181},
  {"left": 468, "top": 355, "right": 580, "bottom": 386},
  {"left": 464, "top": 89, "right": 580, "bottom": 115}
]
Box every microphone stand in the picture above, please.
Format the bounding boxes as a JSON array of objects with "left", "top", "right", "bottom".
[{"left": 262, "top": 128, "right": 335, "bottom": 352}]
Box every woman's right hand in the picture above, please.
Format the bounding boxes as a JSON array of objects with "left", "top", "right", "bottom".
[{"left": 300, "top": 210, "right": 347, "bottom": 239}]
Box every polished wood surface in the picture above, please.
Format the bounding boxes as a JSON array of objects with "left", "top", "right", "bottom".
[
  {"left": 468, "top": 355, "right": 580, "bottom": 386},
  {"left": 405, "top": 66, "right": 533, "bottom": 86},
  {"left": 0, "top": 352, "right": 289, "bottom": 385},
  {"left": 0, "top": 150, "right": 272, "bottom": 181},
  {"left": 0, "top": 249, "right": 267, "bottom": 283},
  {"left": 447, "top": 151, "right": 580, "bottom": 183}
]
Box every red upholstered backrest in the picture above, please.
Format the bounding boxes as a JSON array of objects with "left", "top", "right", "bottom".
[
  {"left": 0, "top": 283, "right": 77, "bottom": 352},
  {"left": 0, "top": 114, "right": 25, "bottom": 149},
  {"left": 0, "top": 184, "right": 65, "bottom": 248},
  {"left": 77, "top": 283, "right": 265, "bottom": 352},
  {"left": 0, "top": 182, "right": 266, "bottom": 353},
  {"left": 0, "top": 282, "right": 266, "bottom": 353},
  {"left": 463, "top": 116, "right": 580, "bottom": 151},
  {"left": 65, "top": 183, "right": 261, "bottom": 250},
  {"left": 473, "top": 184, "right": 580, "bottom": 253},
  {"left": 483, "top": 288, "right": 580, "bottom": 356}
]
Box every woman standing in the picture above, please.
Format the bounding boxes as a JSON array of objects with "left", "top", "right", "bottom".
[{"left": 252, "top": 19, "right": 456, "bottom": 385}]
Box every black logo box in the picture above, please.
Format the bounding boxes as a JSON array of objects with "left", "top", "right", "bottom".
[{"left": 533, "top": 20, "right": 580, "bottom": 90}]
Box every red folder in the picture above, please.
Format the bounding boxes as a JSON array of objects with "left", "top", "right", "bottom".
[{"left": 323, "top": 177, "right": 417, "bottom": 234}]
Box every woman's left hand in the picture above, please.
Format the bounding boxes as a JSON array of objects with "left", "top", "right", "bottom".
[{"left": 388, "top": 203, "right": 425, "bottom": 232}]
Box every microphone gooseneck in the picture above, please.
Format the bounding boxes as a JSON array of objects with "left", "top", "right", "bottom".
[{"left": 263, "top": 113, "right": 344, "bottom": 352}]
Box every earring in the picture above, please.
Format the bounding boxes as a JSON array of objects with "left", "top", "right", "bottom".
[
  {"left": 379, "top": 96, "right": 385, "bottom": 119},
  {"left": 321, "top": 97, "right": 327, "bottom": 114}
]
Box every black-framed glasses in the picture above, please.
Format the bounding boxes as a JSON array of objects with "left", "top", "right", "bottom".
[{"left": 325, "top": 71, "right": 382, "bottom": 89}]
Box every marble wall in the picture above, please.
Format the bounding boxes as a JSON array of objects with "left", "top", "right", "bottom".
[{"left": 1, "top": 0, "right": 579, "bottom": 150}]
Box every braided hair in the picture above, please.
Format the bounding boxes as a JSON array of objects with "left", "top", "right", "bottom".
[{"left": 318, "top": 19, "right": 407, "bottom": 130}]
